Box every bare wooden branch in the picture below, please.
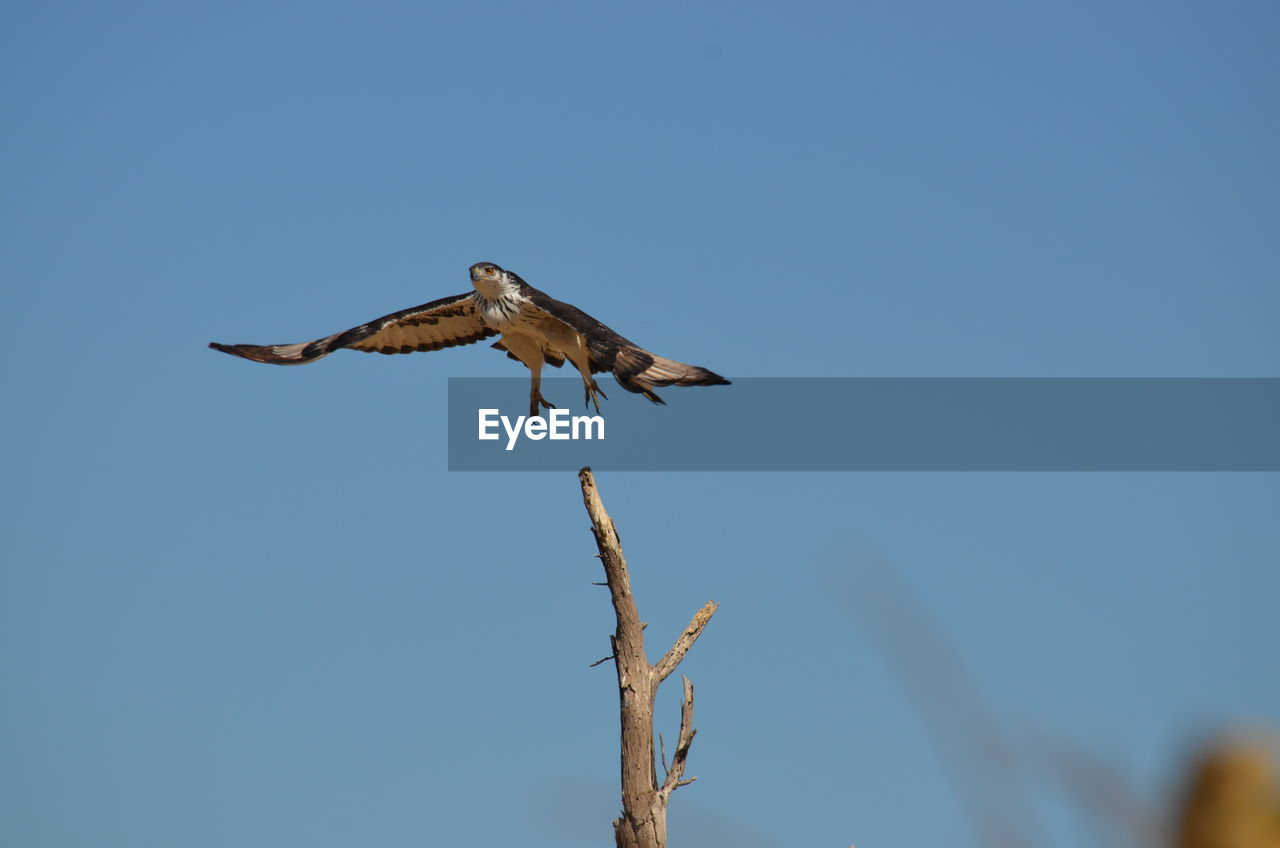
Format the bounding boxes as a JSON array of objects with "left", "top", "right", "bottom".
[
  {"left": 577, "top": 467, "right": 717, "bottom": 848},
  {"left": 653, "top": 601, "right": 719, "bottom": 684},
  {"left": 658, "top": 676, "right": 699, "bottom": 802}
]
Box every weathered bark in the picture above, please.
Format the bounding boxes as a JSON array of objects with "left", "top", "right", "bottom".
[{"left": 578, "top": 467, "right": 717, "bottom": 848}]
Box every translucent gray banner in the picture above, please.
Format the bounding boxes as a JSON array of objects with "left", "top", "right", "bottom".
[{"left": 447, "top": 378, "right": 1280, "bottom": 471}]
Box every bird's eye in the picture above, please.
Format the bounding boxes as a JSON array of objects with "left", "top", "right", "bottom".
[{"left": 485, "top": 266, "right": 495, "bottom": 275}]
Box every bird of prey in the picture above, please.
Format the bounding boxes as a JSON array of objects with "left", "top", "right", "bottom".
[{"left": 210, "top": 262, "right": 730, "bottom": 417}]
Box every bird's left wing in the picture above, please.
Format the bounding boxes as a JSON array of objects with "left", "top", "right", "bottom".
[{"left": 209, "top": 292, "right": 497, "bottom": 365}]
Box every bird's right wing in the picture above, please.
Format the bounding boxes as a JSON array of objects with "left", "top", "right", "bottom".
[
  {"left": 209, "top": 292, "right": 497, "bottom": 365},
  {"left": 519, "top": 286, "right": 730, "bottom": 403}
]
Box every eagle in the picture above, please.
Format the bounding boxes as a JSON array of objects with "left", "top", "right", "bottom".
[{"left": 210, "top": 262, "right": 730, "bottom": 417}]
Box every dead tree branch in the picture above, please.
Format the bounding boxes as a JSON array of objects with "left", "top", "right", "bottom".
[
  {"left": 654, "top": 602, "right": 718, "bottom": 684},
  {"left": 657, "top": 677, "right": 699, "bottom": 803},
  {"left": 578, "top": 467, "right": 718, "bottom": 848}
]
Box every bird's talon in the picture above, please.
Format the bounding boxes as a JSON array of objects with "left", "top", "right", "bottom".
[
  {"left": 583, "top": 381, "right": 605, "bottom": 414},
  {"left": 530, "top": 393, "right": 555, "bottom": 418}
]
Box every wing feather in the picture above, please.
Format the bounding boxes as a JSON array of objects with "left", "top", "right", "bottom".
[
  {"left": 519, "top": 285, "right": 729, "bottom": 404},
  {"left": 209, "top": 292, "right": 496, "bottom": 365}
]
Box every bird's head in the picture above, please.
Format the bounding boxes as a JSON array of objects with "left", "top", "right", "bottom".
[
  {"left": 469, "top": 261, "right": 513, "bottom": 298},
  {"left": 470, "top": 262, "right": 504, "bottom": 282}
]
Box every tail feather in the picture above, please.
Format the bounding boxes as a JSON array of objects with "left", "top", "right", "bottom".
[{"left": 611, "top": 347, "right": 730, "bottom": 404}]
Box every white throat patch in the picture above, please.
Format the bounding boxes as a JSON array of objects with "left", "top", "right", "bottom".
[{"left": 472, "top": 272, "right": 518, "bottom": 301}]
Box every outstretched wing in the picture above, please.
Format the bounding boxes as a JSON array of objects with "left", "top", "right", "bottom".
[
  {"left": 209, "top": 292, "right": 497, "bottom": 365},
  {"left": 521, "top": 287, "right": 730, "bottom": 404}
]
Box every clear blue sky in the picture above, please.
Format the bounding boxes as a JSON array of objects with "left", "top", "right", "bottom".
[{"left": 3, "top": 1, "right": 1277, "bottom": 846}]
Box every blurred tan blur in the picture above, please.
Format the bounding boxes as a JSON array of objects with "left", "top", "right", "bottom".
[{"left": 1175, "top": 737, "right": 1280, "bottom": 848}]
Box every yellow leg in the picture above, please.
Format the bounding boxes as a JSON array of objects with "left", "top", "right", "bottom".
[
  {"left": 500, "top": 333, "right": 556, "bottom": 418},
  {"left": 559, "top": 336, "right": 607, "bottom": 414}
]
